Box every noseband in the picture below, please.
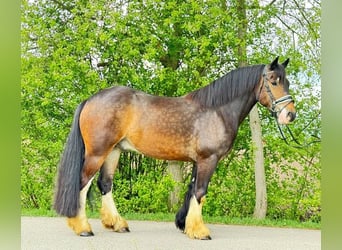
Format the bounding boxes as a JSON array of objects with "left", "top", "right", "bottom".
[{"left": 261, "top": 67, "right": 294, "bottom": 118}]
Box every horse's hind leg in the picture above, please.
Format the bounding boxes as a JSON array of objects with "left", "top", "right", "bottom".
[
  {"left": 67, "top": 175, "right": 95, "bottom": 236},
  {"left": 97, "top": 148, "right": 129, "bottom": 232},
  {"left": 67, "top": 154, "right": 107, "bottom": 236}
]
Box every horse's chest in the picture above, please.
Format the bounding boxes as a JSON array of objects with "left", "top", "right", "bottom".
[{"left": 195, "top": 112, "right": 235, "bottom": 156}]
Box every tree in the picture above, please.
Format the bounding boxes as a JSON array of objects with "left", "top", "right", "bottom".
[
  {"left": 236, "top": 0, "right": 267, "bottom": 219},
  {"left": 224, "top": 0, "right": 268, "bottom": 219}
]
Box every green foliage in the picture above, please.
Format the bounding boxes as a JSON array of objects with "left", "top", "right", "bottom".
[
  {"left": 204, "top": 151, "right": 256, "bottom": 218},
  {"left": 21, "top": 0, "right": 321, "bottom": 223},
  {"left": 21, "top": 139, "right": 59, "bottom": 209},
  {"left": 84, "top": 154, "right": 175, "bottom": 214},
  {"left": 114, "top": 171, "right": 174, "bottom": 214}
]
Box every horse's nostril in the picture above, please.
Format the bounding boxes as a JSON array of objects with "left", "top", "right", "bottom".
[{"left": 288, "top": 112, "right": 296, "bottom": 122}]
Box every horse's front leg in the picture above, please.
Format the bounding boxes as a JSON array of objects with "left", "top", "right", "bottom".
[
  {"left": 184, "top": 194, "right": 210, "bottom": 240},
  {"left": 97, "top": 149, "right": 130, "bottom": 233},
  {"left": 176, "top": 155, "right": 218, "bottom": 240}
]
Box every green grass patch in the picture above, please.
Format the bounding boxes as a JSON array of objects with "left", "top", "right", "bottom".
[
  {"left": 21, "top": 208, "right": 58, "bottom": 217},
  {"left": 21, "top": 208, "right": 320, "bottom": 230},
  {"left": 203, "top": 215, "right": 320, "bottom": 229}
]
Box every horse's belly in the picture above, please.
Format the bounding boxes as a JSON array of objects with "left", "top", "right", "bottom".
[{"left": 118, "top": 136, "right": 194, "bottom": 162}]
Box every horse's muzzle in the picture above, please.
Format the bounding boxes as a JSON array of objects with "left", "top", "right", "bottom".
[{"left": 278, "top": 108, "right": 296, "bottom": 125}]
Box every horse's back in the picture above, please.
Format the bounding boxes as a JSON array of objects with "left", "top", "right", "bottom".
[{"left": 87, "top": 85, "right": 137, "bottom": 104}]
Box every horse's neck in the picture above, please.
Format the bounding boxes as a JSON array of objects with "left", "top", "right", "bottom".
[{"left": 217, "top": 92, "right": 257, "bottom": 129}]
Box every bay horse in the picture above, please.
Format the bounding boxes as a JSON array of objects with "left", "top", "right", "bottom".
[{"left": 54, "top": 57, "right": 296, "bottom": 239}]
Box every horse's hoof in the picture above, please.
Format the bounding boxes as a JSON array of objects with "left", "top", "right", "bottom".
[
  {"left": 118, "top": 227, "right": 130, "bottom": 233},
  {"left": 79, "top": 231, "right": 94, "bottom": 237},
  {"left": 200, "top": 235, "right": 212, "bottom": 240}
]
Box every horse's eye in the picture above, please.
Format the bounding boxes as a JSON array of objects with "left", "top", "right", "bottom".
[{"left": 272, "top": 77, "right": 280, "bottom": 86}]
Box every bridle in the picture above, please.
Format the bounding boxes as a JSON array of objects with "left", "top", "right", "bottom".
[{"left": 261, "top": 66, "right": 294, "bottom": 118}]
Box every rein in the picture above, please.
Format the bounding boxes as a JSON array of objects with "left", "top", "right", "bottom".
[
  {"left": 275, "top": 115, "right": 321, "bottom": 149},
  {"left": 276, "top": 121, "right": 302, "bottom": 148}
]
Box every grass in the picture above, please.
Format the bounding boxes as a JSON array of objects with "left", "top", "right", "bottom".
[{"left": 21, "top": 208, "right": 320, "bottom": 230}]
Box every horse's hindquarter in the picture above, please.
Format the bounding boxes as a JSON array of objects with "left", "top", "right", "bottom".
[{"left": 79, "top": 86, "right": 138, "bottom": 156}]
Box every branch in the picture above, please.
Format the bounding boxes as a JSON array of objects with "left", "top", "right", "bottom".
[
  {"left": 274, "top": 14, "right": 303, "bottom": 40},
  {"left": 292, "top": 0, "right": 319, "bottom": 41},
  {"left": 268, "top": 0, "right": 277, "bottom": 6}
]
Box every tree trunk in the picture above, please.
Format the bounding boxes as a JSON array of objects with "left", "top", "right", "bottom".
[
  {"left": 249, "top": 106, "right": 267, "bottom": 218},
  {"left": 236, "top": 0, "right": 267, "bottom": 219},
  {"left": 167, "top": 161, "right": 183, "bottom": 211}
]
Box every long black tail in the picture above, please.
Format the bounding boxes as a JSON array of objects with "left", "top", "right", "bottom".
[{"left": 53, "top": 101, "right": 87, "bottom": 217}]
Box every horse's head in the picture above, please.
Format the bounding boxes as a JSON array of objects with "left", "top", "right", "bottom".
[{"left": 257, "top": 57, "right": 296, "bottom": 125}]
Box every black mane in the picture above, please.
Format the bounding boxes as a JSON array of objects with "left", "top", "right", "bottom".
[{"left": 186, "top": 64, "right": 265, "bottom": 108}]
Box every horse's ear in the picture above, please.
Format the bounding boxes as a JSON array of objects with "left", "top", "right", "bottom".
[
  {"left": 282, "top": 58, "right": 290, "bottom": 68},
  {"left": 270, "top": 56, "right": 279, "bottom": 70}
]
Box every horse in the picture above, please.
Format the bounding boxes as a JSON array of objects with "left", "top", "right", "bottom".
[{"left": 54, "top": 57, "right": 296, "bottom": 239}]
